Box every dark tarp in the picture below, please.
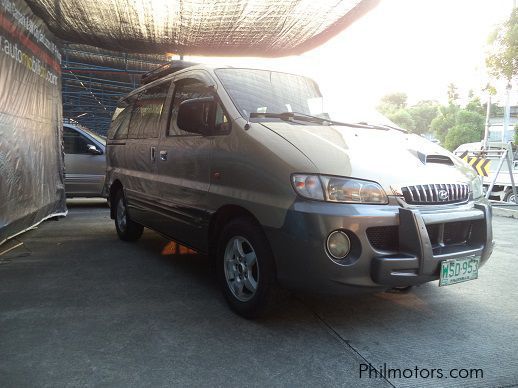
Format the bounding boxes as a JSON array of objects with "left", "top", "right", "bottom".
[
  {"left": 0, "top": 0, "right": 66, "bottom": 245},
  {"left": 62, "top": 44, "right": 168, "bottom": 132},
  {"left": 24, "top": 0, "right": 380, "bottom": 56}
]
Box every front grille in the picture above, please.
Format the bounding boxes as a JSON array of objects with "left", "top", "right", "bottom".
[
  {"left": 366, "top": 226, "right": 399, "bottom": 251},
  {"left": 367, "top": 220, "right": 483, "bottom": 253},
  {"left": 401, "top": 184, "right": 469, "bottom": 205},
  {"left": 443, "top": 221, "right": 473, "bottom": 245},
  {"left": 426, "top": 224, "right": 440, "bottom": 243}
]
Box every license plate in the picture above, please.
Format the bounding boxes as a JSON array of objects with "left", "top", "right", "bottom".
[{"left": 439, "top": 256, "right": 480, "bottom": 287}]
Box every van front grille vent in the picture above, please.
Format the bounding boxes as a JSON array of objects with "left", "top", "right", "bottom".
[{"left": 401, "top": 184, "right": 470, "bottom": 205}]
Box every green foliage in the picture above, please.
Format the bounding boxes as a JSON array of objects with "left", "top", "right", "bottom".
[
  {"left": 387, "top": 109, "right": 415, "bottom": 131},
  {"left": 407, "top": 100, "right": 440, "bottom": 135},
  {"left": 486, "top": 8, "right": 518, "bottom": 81},
  {"left": 515, "top": 124, "right": 518, "bottom": 144},
  {"left": 440, "top": 110, "right": 485, "bottom": 151},
  {"left": 377, "top": 93, "right": 438, "bottom": 134},
  {"left": 465, "top": 96, "right": 486, "bottom": 115},
  {"left": 431, "top": 104, "right": 458, "bottom": 143},
  {"left": 455, "top": 110, "right": 485, "bottom": 131},
  {"left": 377, "top": 92, "right": 408, "bottom": 114},
  {"left": 376, "top": 89, "right": 485, "bottom": 146},
  {"left": 444, "top": 124, "right": 482, "bottom": 151}
]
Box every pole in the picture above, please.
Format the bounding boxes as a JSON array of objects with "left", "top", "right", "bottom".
[
  {"left": 502, "top": 83, "right": 511, "bottom": 144},
  {"left": 483, "top": 94, "right": 491, "bottom": 149},
  {"left": 505, "top": 143, "right": 518, "bottom": 204},
  {"left": 485, "top": 150, "right": 507, "bottom": 199}
]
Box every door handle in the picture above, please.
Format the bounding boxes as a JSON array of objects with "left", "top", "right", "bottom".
[
  {"left": 150, "top": 146, "right": 156, "bottom": 162},
  {"left": 159, "top": 150, "right": 168, "bottom": 161}
]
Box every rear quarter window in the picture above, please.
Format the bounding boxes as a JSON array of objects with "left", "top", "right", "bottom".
[{"left": 108, "top": 98, "right": 133, "bottom": 140}]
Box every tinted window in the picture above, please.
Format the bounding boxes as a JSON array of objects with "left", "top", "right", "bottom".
[
  {"left": 108, "top": 98, "right": 134, "bottom": 140},
  {"left": 128, "top": 82, "right": 170, "bottom": 139},
  {"left": 63, "top": 127, "right": 91, "bottom": 154},
  {"left": 169, "top": 79, "right": 213, "bottom": 136}
]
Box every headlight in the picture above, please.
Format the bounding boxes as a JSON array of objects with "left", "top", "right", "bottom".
[
  {"left": 471, "top": 176, "right": 483, "bottom": 199},
  {"left": 291, "top": 174, "right": 325, "bottom": 200},
  {"left": 291, "top": 174, "right": 388, "bottom": 204}
]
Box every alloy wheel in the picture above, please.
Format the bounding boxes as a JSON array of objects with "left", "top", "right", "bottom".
[{"left": 223, "top": 236, "right": 259, "bottom": 302}]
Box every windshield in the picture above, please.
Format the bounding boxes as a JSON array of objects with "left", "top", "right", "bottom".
[
  {"left": 215, "top": 68, "right": 398, "bottom": 128},
  {"left": 215, "top": 68, "right": 325, "bottom": 119},
  {"left": 82, "top": 127, "right": 106, "bottom": 145}
]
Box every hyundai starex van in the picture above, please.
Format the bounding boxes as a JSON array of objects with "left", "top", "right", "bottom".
[{"left": 105, "top": 62, "right": 493, "bottom": 318}]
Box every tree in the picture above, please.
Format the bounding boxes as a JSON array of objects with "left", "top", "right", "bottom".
[
  {"left": 377, "top": 92, "right": 408, "bottom": 114},
  {"left": 486, "top": 8, "right": 518, "bottom": 83},
  {"left": 431, "top": 104, "right": 458, "bottom": 143},
  {"left": 407, "top": 100, "right": 440, "bottom": 135},
  {"left": 465, "top": 96, "right": 486, "bottom": 116},
  {"left": 456, "top": 110, "right": 485, "bottom": 132},
  {"left": 447, "top": 83, "right": 459, "bottom": 104},
  {"left": 387, "top": 109, "right": 415, "bottom": 131},
  {"left": 444, "top": 124, "right": 482, "bottom": 151},
  {"left": 440, "top": 109, "right": 485, "bottom": 151}
]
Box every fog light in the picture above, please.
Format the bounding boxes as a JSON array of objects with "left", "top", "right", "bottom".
[{"left": 326, "top": 230, "right": 351, "bottom": 259}]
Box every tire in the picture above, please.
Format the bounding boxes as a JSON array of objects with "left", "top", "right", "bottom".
[
  {"left": 217, "top": 218, "right": 276, "bottom": 318},
  {"left": 114, "top": 189, "right": 143, "bottom": 242},
  {"left": 387, "top": 286, "right": 413, "bottom": 294},
  {"left": 504, "top": 188, "right": 517, "bottom": 204}
]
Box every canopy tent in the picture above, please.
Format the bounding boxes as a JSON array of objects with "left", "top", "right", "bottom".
[
  {"left": 41, "top": 0, "right": 380, "bottom": 132},
  {"left": 25, "top": 0, "right": 379, "bottom": 56}
]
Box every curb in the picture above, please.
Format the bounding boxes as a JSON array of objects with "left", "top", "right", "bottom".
[{"left": 492, "top": 206, "right": 518, "bottom": 219}]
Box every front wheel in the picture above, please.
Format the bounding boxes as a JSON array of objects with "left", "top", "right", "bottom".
[
  {"left": 504, "top": 188, "right": 517, "bottom": 204},
  {"left": 114, "top": 190, "right": 143, "bottom": 242},
  {"left": 217, "top": 218, "right": 276, "bottom": 318}
]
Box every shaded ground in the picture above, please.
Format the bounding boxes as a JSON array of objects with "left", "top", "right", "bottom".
[{"left": 1, "top": 200, "right": 517, "bottom": 387}]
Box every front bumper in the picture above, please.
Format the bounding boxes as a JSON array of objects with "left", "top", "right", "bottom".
[{"left": 264, "top": 197, "right": 493, "bottom": 293}]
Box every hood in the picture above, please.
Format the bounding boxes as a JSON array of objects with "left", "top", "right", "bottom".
[{"left": 261, "top": 122, "right": 477, "bottom": 195}]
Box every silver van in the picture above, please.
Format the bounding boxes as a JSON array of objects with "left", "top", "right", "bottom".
[{"left": 105, "top": 63, "right": 493, "bottom": 317}]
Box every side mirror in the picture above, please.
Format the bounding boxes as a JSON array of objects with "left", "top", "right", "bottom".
[
  {"left": 177, "top": 97, "right": 214, "bottom": 135},
  {"left": 87, "top": 144, "right": 102, "bottom": 155}
]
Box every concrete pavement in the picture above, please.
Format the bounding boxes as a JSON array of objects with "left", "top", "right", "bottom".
[{"left": 0, "top": 200, "right": 517, "bottom": 387}]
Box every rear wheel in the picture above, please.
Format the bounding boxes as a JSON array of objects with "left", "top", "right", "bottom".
[
  {"left": 217, "top": 218, "right": 275, "bottom": 318},
  {"left": 114, "top": 189, "right": 143, "bottom": 241}
]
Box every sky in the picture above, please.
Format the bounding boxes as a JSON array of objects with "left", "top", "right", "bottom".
[{"left": 188, "top": 0, "right": 516, "bottom": 116}]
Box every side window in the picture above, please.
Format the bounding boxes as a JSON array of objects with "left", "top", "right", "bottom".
[
  {"left": 169, "top": 79, "right": 213, "bottom": 136},
  {"left": 108, "top": 98, "right": 133, "bottom": 140},
  {"left": 128, "top": 82, "right": 171, "bottom": 139},
  {"left": 63, "top": 127, "right": 91, "bottom": 154},
  {"left": 214, "top": 103, "right": 230, "bottom": 134}
]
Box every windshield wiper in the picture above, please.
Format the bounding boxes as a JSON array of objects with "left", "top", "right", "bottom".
[
  {"left": 355, "top": 121, "right": 408, "bottom": 133},
  {"left": 249, "top": 112, "right": 366, "bottom": 127}
]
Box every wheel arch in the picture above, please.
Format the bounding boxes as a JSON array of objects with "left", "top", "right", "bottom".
[
  {"left": 109, "top": 179, "right": 123, "bottom": 219},
  {"left": 208, "top": 205, "right": 259, "bottom": 252}
]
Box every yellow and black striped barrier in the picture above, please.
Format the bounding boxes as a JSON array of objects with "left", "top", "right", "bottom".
[{"left": 459, "top": 151, "right": 491, "bottom": 177}]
